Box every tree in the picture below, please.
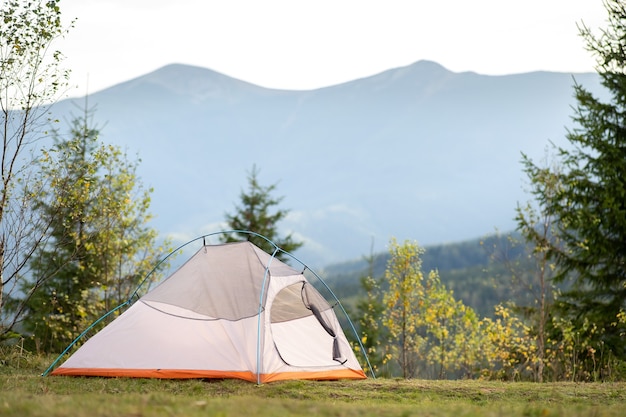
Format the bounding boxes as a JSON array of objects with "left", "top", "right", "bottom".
[
  {"left": 18, "top": 108, "right": 170, "bottom": 353},
  {"left": 0, "top": 0, "right": 71, "bottom": 339},
  {"left": 380, "top": 238, "right": 484, "bottom": 379},
  {"left": 513, "top": 154, "right": 562, "bottom": 382},
  {"left": 520, "top": 0, "right": 626, "bottom": 368},
  {"left": 355, "top": 239, "right": 387, "bottom": 376},
  {"left": 222, "top": 165, "right": 302, "bottom": 260},
  {"left": 381, "top": 238, "right": 427, "bottom": 378},
  {"left": 451, "top": 303, "right": 485, "bottom": 379},
  {"left": 421, "top": 270, "right": 481, "bottom": 379},
  {"left": 481, "top": 303, "right": 537, "bottom": 381}
]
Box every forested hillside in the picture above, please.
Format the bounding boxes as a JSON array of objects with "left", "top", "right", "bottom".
[{"left": 322, "top": 233, "right": 531, "bottom": 319}]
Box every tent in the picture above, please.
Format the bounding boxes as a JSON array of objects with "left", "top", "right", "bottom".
[{"left": 45, "top": 236, "right": 367, "bottom": 383}]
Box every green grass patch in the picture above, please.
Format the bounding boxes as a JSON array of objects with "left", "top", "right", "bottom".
[{"left": 1, "top": 355, "right": 625, "bottom": 416}]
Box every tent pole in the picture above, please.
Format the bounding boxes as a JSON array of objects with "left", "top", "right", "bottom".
[
  {"left": 41, "top": 301, "right": 130, "bottom": 377},
  {"left": 255, "top": 246, "right": 280, "bottom": 385}
]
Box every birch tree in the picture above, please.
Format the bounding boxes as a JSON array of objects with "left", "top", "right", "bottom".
[
  {"left": 381, "top": 238, "right": 426, "bottom": 378},
  {"left": 0, "top": 0, "right": 71, "bottom": 338}
]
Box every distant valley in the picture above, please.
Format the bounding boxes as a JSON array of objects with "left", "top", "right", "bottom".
[{"left": 49, "top": 60, "right": 604, "bottom": 267}]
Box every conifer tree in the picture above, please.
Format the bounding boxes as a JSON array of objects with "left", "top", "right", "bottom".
[
  {"left": 222, "top": 165, "right": 302, "bottom": 260},
  {"left": 520, "top": 0, "right": 626, "bottom": 364}
]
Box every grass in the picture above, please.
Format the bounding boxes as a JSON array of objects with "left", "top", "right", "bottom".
[{"left": 1, "top": 354, "right": 625, "bottom": 416}]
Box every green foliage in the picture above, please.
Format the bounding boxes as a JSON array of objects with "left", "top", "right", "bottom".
[
  {"left": 543, "top": 310, "right": 626, "bottom": 382},
  {"left": 0, "top": 0, "right": 70, "bottom": 111},
  {"left": 421, "top": 271, "right": 484, "bottom": 379},
  {"left": 478, "top": 303, "right": 626, "bottom": 382},
  {"left": 222, "top": 165, "right": 302, "bottom": 260},
  {"left": 16, "top": 109, "right": 170, "bottom": 353},
  {"left": 519, "top": 0, "right": 626, "bottom": 367},
  {"left": 355, "top": 237, "right": 626, "bottom": 381},
  {"left": 354, "top": 245, "right": 387, "bottom": 376},
  {"left": 481, "top": 303, "right": 537, "bottom": 380}
]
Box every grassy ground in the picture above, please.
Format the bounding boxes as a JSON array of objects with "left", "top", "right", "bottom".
[{"left": 1, "top": 354, "right": 625, "bottom": 416}]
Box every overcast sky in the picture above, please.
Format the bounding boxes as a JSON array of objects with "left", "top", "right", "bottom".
[{"left": 59, "top": 0, "right": 608, "bottom": 95}]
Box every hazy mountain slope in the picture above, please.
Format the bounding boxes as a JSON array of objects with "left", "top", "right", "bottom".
[
  {"left": 50, "top": 61, "right": 603, "bottom": 266},
  {"left": 321, "top": 233, "right": 532, "bottom": 319}
]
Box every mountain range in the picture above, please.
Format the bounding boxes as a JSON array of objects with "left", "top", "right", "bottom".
[{"left": 49, "top": 60, "right": 604, "bottom": 267}]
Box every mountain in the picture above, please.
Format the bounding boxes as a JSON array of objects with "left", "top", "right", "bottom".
[{"left": 49, "top": 60, "right": 604, "bottom": 267}]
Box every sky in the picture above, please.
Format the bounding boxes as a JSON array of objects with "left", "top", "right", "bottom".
[{"left": 59, "top": 0, "right": 608, "bottom": 95}]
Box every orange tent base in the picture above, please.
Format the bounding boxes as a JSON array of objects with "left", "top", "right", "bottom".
[{"left": 49, "top": 367, "right": 367, "bottom": 383}]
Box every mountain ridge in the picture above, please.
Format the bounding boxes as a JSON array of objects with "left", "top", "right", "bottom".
[{"left": 49, "top": 60, "right": 604, "bottom": 267}]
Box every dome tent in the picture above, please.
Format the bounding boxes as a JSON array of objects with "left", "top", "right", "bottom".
[{"left": 43, "top": 232, "right": 368, "bottom": 383}]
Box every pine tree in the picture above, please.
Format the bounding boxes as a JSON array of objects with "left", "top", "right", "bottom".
[
  {"left": 520, "top": 0, "right": 626, "bottom": 365},
  {"left": 222, "top": 165, "right": 302, "bottom": 260}
]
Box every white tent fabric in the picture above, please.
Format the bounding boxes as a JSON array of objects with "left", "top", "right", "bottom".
[{"left": 50, "top": 241, "right": 366, "bottom": 383}]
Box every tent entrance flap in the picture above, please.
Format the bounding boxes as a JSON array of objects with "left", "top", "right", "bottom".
[{"left": 270, "top": 282, "right": 343, "bottom": 367}]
